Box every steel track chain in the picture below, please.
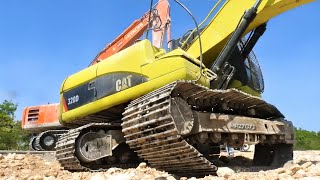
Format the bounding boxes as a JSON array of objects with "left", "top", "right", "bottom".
[
  {"left": 122, "top": 81, "right": 283, "bottom": 176},
  {"left": 56, "top": 123, "right": 139, "bottom": 171},
  {"left": 122, "top": 82, "right": 216, "bottom": 177}
]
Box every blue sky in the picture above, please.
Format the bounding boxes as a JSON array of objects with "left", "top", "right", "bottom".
[{"left": 0, "top": 1, "right": 319, "bottom": 131}]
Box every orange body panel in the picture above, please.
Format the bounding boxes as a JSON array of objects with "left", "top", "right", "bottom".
[{"left": 21, "top": 103, "right": 62, "bottom": 133}]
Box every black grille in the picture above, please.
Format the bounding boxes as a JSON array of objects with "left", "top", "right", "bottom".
[{"left": 27, "top": 109, "right": 39, "bottom": 121}]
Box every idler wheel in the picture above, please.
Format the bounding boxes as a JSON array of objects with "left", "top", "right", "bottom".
[{"left": 40, "top": 133, "right": 57, "bottom": 151}]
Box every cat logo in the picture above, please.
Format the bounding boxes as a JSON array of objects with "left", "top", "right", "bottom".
[{"left": 116, "top": 75, "right": 132, "bottom": 92}]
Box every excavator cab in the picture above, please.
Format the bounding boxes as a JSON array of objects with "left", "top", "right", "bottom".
[{"left": 227, "top": 39, "right": 264, "bottom": 96}]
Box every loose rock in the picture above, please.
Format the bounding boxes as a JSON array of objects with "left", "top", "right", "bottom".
[
  {"left": 293, "top": 169, "right": 306, "bottom": 179},
  {"left": 106, "top": 167, "right": 121, "bottom": 174},
  {"left": 278, "top": 173, "right": 293, "bottom": 180},
  {"left": 107, "top": 174, "right": 130, "bottom": 180},
  {"left": 137, "top": 162, "right": 147, "bottom": 169},
  {"left": 275, "top": 167, "right": 286, "bottom": 174},
  {"left": 90, "top": 173, "right": 107, "bottom": 180},
  {"left": 302, "top": 162, "right": 313, "bottom": 169},
  {"left": 4, "top": 153, "right": 16, "bottom": 160},
  {"left": 288, "top": 164, "right": 302, "bottom": 175},
  {"left": 216, "top": 167, "right": 235, "bottom": 178},
  {"left": 43, "top": 176, "right": 56, "bottom": 180}
]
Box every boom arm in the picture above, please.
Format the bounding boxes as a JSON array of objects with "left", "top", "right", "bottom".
[
  {"left": 186, "top": 0, "right": 314, "bottom": 67},
  {"left": 90, "top": 0, "right": 170, "bottom": 66}
]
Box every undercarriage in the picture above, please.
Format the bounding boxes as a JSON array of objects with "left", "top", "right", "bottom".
[
  {"left": 56, "top": 81, "right": 294, "bottom": 177},
  {"left": 55, "top": 123, "right": 140, "bottom": 171}
]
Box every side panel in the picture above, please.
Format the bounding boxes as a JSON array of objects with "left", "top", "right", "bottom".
[
  {"left": 63, "top": 73, "right": 147, "bottom": 111},
  {"left": 60, "top": 54, "right": 209, "bottom": 123}
]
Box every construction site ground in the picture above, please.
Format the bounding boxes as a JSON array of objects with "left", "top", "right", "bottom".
[{"left": 0, "top": 150, "right": 319, "bottom": 180}]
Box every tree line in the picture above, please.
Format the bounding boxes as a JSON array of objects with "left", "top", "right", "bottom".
[
  {"left": 0, "top": 100, "right": 319, "bottom": 150},
  {"left": 294, "top": 128, "right": 320, "bottom": 150}
]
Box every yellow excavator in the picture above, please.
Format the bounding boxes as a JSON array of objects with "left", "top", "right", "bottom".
[{"left": 56, "top": 0, "right": 315, "bottom": 177}]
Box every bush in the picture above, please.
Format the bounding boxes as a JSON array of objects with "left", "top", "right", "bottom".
[{"left": 294, "top": 128, "right": 320, "bottom": 150}]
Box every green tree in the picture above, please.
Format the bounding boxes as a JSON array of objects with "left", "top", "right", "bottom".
[
  {"left": 0, "top": 100, "right": 29, "bottom": 150},
  {"left": 0, "top": 100, "right": 17, "bottom": 130}
]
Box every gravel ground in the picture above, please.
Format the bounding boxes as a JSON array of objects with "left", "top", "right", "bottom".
[{"left": 0, "top": 150, "right": 319, "bottom": 180}]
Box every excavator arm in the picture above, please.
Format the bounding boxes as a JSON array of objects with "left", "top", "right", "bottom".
[
  {"left": 186, "top": 0, "right": 314, "bottom": 67},
  {"left": 90, "top": 0, "right": 170, "bottom": 65}
]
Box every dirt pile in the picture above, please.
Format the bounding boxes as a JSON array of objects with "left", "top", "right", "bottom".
[
  {"left": 0, "top": 151, "right": 319, "bottom": 180},
  {"left": 0, "top": 153, "right": 174, "bottom": 180}
]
